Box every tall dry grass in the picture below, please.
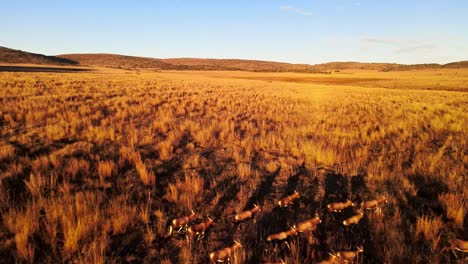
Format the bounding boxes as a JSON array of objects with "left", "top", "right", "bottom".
[{"left": 0, "top": 68, "right": 466, "bottom": 263}]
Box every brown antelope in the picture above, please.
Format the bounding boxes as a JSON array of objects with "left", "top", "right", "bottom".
[
  {"left": 167, "top": 210, "right": 196, "bottom": 235},
  {"left": 337, "top": 246, "right": 363, "bottom": 263},
  {"left": 361, "top": 197, "right": 388, "bottom": 213},
  {"left": 267, "top": 227, "right": 298, "bottom": 250},
  {"left": 234, "top": 204, "right": 261, "bottom": 222},
  {"left": 209, "top": 240, "right": 242, "bottom": 263},
  {"left": 448, "top": 238, "right": 468, "bottom": 253},
  {"left": 187, "top": 216, "right": 214, "bottom": 239},
  {"left": 327, "top": 199, "right": 354, "bottom": 213},
  {"left": 317, "top": 252, "right": 337, "bottom": 264},
  {"left": 343, "top": 211, "right": 364, "bottom": 226},
  {"left": 267, "top": 227, "right": 298, "bottom": 242},
  {"left": 278, "top": 191, "right": 300, "bottom": 207},
  {"left": 293, "top": 215, "right": 322, "bottom": 233}
]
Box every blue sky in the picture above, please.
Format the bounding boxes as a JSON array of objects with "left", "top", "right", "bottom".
[{"left": 1, "top": 0, "right": 467, "bottom": 64}]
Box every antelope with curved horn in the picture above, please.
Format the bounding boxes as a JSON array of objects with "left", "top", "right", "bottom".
[
  {"left": 278, "top": 190, "right": 300, "bottom": 208},
  {"left": 167, "top": 210, "right": 196, "bottom": 236},
  {"left": 337, "top": 246, "right": 363, "bottom": 263},
  {"left": 293, "top": 215, "right": 322, "bottom": 233},
  {"left": 209, "top": 240, "right": 242, "bottom": 263},
  {"left": 235, "top": 204, "right": 261, "bottom": 222},
  {"left": 343, "top": 210, "right": 364, "bottom": 226},
  {"left": 327, "top": 199, "right": 354, "bottom": 213},
  {"left": 317, "top": 252, "right": 337, "bottom": 264},
  {"left": 187, "top": 216, "right": 214, "bottom": 239},
  {"left": 361, "top": 196, "right": 388, "bottom": 213}
]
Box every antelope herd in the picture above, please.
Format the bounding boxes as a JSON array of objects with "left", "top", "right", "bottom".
[
  {"left": 167, "top": 210, "right": 196, "bottom": 236},
  {"left": 165, "top": 189, "right": 466, "bottom": 263}
]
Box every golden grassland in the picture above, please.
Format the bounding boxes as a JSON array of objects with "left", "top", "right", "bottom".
[{"left": 0, "top": 67, "right": 466, "bottom": 263}]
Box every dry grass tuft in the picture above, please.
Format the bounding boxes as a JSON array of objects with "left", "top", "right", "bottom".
[
  {"left": 0, "top": 143, "right": 15, "bottom": 161},
  {"left": 97, "top": 160, "right": 117, "bottom": 183},
  {"left": 237, "top": 163, "right": 252, "bottom": 181},
  {"left": 135, "top": 159, "right": 155, "bottom": 186},
  {"left": 153, "top": 209, "right": 167, "bottom": 236},
  {"left": 3, "top": 203, "right": 40, "bottom": 261},
  {"left": 438, "top": 193, "right": 465, "bottom": 229},
  {"left": 108, "top": 195, "right": 136, "bottom": 235},
  {"left": 164, "top": 171, "right": 203, "bottom": 209},
  {"left": 415, "top": 215, "right": 444, "bottom": 242},
  {"left": 24, "top": 172, "right": 57, "bottom": 198}
]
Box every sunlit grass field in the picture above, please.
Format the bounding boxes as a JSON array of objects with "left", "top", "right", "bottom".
[{"left": 0, "top": 68, "right": 466, "bottom": 263}]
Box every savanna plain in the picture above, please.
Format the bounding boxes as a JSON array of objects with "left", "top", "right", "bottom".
[{"left": 0, "top": 67, "right": 466, "bottom": 263}]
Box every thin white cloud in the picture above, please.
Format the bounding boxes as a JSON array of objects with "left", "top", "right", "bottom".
[
  {"left": 395, "top": 44, "right": 438, "bottom": 54},
  {"left": 280, "top": 5, "right": 312, "bottom": 16},
  {"left": 361, "top": 37, "right": 439, "bottom": 54},
  {"left": 362, "top": 37, "right": 398, "bottom": 45}
]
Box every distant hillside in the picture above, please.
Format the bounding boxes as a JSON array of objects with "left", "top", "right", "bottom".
[
  {"left": 442, "top": 61, "right": 468, "bottom": 68},
  {"left": 382, "top": 63, "right": 441, "bottom": 71},
  {"left": 59, "top": 54, "right": 321, "bottom": 72},
  {"left": 58, "top": 54, "right": 180, "bottom": 70},
  {"left": 311, "top": 62, "right": 398, "bottom": 71},
  {"left": 162, "top": 58, "right": 319, "bottom": 72},
  {"left": 0, "top": 47, "right": 77, "bottom": 65},
  {"left": 311, "top": 62, "right": 446, "bottom": 72},
  {"left": 2, "top": 46, "right": 468, "bottom": 72}
]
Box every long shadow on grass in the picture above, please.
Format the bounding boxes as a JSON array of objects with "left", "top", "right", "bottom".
[
  {"left": 8, "top": 139, "right": 80, "bottom": 158},
  {"left": 314, "top": 172, "right": 349, "bottom": 258},
  {"left": 244, "top": 167, "right": 281, "bottom": 211},
  {"left": 347, "top": 174, "right": 375, "bottom": 263},
  {"left": 388, "top": 174, "right": 452, "bottom": 263},
  {"left": 206, "top": 175, "right": 240, "bottom": 219},
  {"left": 247, "top": 165, "right": 310, "bottom": 263},
  {"left": 316, "top": 172, "right": 375, "bottom": 262}
]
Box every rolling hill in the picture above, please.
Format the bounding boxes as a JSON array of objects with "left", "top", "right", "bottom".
[
  {"left": 441, "top": 61, "right": 468, "bottom": 68},
  {"left": 57, "top": 54, "right": 180, "bottom": 70},
  {"left": 59, "top": 54, "right": 320, "bottom": 72},
  {"left": 0, "top": 46, "right": 78, "bottom": 65},
  {"left": 2, "top": 46, "right": 467, "bottom": 72},
  {"left": 161, "top": 58, "right": 319, "bottom": 72},
  {"left": 311, "top": 62, "right": 444, "bottom": 72}
]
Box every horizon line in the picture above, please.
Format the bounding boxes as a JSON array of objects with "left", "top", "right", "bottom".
[{"left": 2, "top": 45, "right": 467, "bottom": 66}]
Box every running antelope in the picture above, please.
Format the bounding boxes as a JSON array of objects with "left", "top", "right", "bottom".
[
  {"left": 337, "top": 246, "right": 363, "bottom": 263},
  {"left": 167, "top": 210, "right": 196, "bottom": 236},
  {"left": 293, "top": 215, "right": 322, "bottom": 233},
  {"left": 278, "top": 191, "right": 300, "bottom": 207},
  {"left": 267, "top": 227, "right": 298, "bottom": 242},
  {"left": 187, "top": 216, "right": 214, "bottom": 239},
  {"left": 235, "top": 204, "right": 261, "bottom": 222},
  {"left": 267, "top": 227, "right": 298, "bottom": 250},
  {"left": 317, "top": 252, "right": 337, "bottom": 264},
  {"left": 327, "top": 199, "right": 354, "bottom": 213},
  {"left": 343, "top": 210, "right": 364, "bottom": 226},
  {"left": 448, "top": 238, "right": 468, "bottom": 253},
  {"left": 361, "top": 197, "right": 388, "bottom": 213},
  {"left": 209, "top": 240, "right": 242, "bottom": 263}
]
